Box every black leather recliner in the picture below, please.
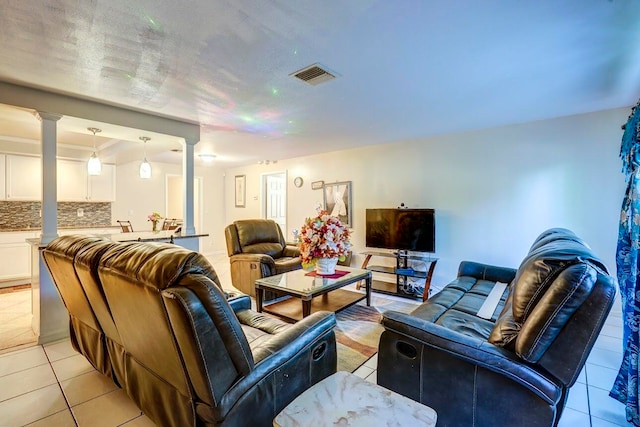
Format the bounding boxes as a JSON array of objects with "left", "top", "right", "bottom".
[
  {"left": 377, "top": 228, "right": 616, "bottom": 427},
  {"left": 225, "top": 219, "right": 301, "bottom": 297},
  {"left": 43, "top": 235, "right": 337, "bottom": 427}
]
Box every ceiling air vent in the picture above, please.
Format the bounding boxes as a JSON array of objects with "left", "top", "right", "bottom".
[{"left": 290, "top": 63, "right": 337, "bottom": 86}]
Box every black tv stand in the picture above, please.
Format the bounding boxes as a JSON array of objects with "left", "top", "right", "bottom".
[{"left": 358, "top": 250, "right": 438, "bottom": 301}]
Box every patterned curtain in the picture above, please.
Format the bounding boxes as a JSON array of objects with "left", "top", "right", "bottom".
[{"left": 611, "top": 100, "right": 640, "bottom": 426}]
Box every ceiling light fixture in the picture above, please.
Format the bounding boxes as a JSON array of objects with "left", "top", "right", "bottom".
[
  {"left": 139, "top": 136, "right": 152, "bottom": 179},
  {"left": 87, "top": 127, "right": 102, "bottom": 176},
  {"left": 198, "top": 153, "right": 217, "bottom": 162},
  {"left": 257, "top": 160, "right": 278, "bottom": 165}
]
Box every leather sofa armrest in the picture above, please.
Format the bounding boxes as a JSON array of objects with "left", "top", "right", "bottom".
[
  {"left": 251, "top": 311, "right": 336, "bottom": 362},
  {"left": 219, "top": 311, "right": 337, "bottom": 411},
  {"left": 282, "top": 245, "right": 301, "bottom": 258},
  {"left": 380, "top": 310, "right": 561, "bottom": 404},
  {"left": 458, "top": 261, "right": 517, "bottom": 283},
  {"left": 225, "top": 292, "right": 251, "bottom": 312},
  {"left": 230, "top": 253, "right": 276, "bottom": 269}
]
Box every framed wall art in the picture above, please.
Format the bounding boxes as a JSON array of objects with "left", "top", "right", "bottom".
[
  {"left": 323, "top": 181, "right": 352, "bottom": 228},
  {"left": 235, "top": 175, "right": 246, "bottom": 208}
]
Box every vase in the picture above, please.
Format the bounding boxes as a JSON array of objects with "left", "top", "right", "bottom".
[
  {"left": 315, "top": 257, "right": 339, "bottom": 275},
  {"left": 152, "top": 221, "right": 158, "bottom": 232}
]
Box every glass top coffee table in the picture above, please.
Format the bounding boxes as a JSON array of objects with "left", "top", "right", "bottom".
[{"left": 255, "top": 267, "right": 372, "bottom": 322}]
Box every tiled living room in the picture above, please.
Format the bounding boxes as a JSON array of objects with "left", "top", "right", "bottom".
[{"left": 1, "top": 1, "right": 640, "bottom": 426}]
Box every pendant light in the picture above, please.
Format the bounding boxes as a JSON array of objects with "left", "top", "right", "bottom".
[
  {"left": 87, "top": 127, "right": 102, "bottom": 176},
  {"left": 139, "top": 136, "right": 152, "bottom": 179}
]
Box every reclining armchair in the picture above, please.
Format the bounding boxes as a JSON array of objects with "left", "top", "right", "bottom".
[
  {"left": 43, "top": 235, "right": 337, "bottom": 427},
  {"left": 377, "top": 228, "right": 616, "bottom": 427},
  {"left": 225, "top": 219, "right": 301, "bottom": 297}
]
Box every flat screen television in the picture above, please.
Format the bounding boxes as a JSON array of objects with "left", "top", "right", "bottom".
[{"left": 366, "top": 208, "right": 435, "bottom": 252}]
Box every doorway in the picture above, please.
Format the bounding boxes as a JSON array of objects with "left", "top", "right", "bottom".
[
  {"left": 165, "top": 174, "right": 203, "bottom": 232},
  {"left": 262, "top": 172, "right": 287, "bottom": 237}
]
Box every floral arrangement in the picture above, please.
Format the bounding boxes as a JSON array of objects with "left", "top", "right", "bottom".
[
  {"left": 147, "top": 212, "right": 163, "bottom": 222},
  {"left": 299, "top": 210, "right": 351, "bottom": 268}
]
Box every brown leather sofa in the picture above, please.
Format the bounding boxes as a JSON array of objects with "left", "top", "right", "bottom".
[
  {"left": 225, "top": 219, "right": 301, "bottom": 297},
  {"left": 43, "top": 235, "right": 337, "bottom": 427},
  {"left": 377, "top": 228, "right": 616, "bottom": 427}
]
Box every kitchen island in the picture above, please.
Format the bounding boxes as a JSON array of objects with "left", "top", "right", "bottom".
[{"left": 26, "top": 230, "right": 209, "bottom": 344}]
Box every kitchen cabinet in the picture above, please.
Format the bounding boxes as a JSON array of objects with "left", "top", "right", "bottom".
[
  {"left": 2, "top": 155, "right": 116, "bottom": 202},
  {"left": 57, "top": 159, "right": 88, "bottom": 201},
  {"left": 57, "top": 160, "right": 116, "bottom": 202},
  {"left": 0, "top": 231, "right": 38, "bottom": 285},
  {"left": 6, "top": 155, "right": 41, "bottom": 200},
  {"left": 88, "top": 163, "right": 116, "bottom": 201},
  {"left": 0, "top": 154, "right": 5, "bottom": 200}
]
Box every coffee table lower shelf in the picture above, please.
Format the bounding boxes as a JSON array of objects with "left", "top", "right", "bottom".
[{"left": 261, "top": 289, "right": 365, "bottom": 323}]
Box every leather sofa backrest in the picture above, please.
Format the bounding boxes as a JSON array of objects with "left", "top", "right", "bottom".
[
  {"left": 98, "top": 243, "right": 230, "bottom": 425},
  {"left": 226, "top": 219, "right": 285, "bottom": 258},
  {"left": 162, "top": 275, "right": 255, "bottom": 422},
  {"left": 73, "top": 238, "right": 122, "bottom": 345},
  {"left": 72, "top": 237, "right": 126, "bottom": 385},
  {"left": 97, "top": 241, "right": 254, "bottom": 425},
  {"left": 42, "top": 235, "right": 113, "bottom": 378},
  {"left": 489, "top": 228, "right": 615, "bottom": 385}
]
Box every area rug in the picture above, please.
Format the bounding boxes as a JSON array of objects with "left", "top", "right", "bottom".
[{"left": 335, "top": 295, "right": 419, "bottom": 372}]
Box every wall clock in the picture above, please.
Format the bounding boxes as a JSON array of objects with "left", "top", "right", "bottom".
[{"left": 294, "top": 176, "right": 304, "bottom": 188}]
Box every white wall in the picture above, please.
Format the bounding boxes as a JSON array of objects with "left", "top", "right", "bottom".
[
  {"left": 112, "top": 161, "right": 226, "bottom": 255},
  {"left": 223, "top": 107, "right": 629, "bottom": 292}
]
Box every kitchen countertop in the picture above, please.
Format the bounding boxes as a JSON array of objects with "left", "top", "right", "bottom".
[
  {"left": 1, "top": 225, "right": 121, "bottom": 232},
  {"left": 26, "top": 230, "right": 209, "bottom": 248}
]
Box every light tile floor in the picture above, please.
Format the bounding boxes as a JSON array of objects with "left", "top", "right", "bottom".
[
  {"left": 0, "top": 252, "right": 633, "bottom": 426},
  {"left": 0, "top": 287, "right": 37, "bottom": 351}
]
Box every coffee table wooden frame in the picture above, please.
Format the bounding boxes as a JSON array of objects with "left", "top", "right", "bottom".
[{"left": 255, "top": 267, "right": 372, "bottom": 322}]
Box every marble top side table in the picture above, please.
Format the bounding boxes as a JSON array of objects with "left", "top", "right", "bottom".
[{"left": 273, "top": 371, "right": 437, "bottom": 427}]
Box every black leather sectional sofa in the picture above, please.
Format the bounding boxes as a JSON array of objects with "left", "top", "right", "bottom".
[
  {"left": 377, "top": 228, "right": 616, "bottom": 427},
  {"left": 42, "top": 235, "right": 336, "bottom": 427}
]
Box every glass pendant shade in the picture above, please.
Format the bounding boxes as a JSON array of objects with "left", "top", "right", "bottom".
[
  {"left": 87, "top": 127, "right": 102, "bottom": 176},
  {"left": 87, "top": 152, "right": 102, "bottom": 176},
  {"left": 139, "top": 136, "right": 152, "bottom": 179},
  {"left": 140, "top": 158, "right": 152, "bottom": 179}
]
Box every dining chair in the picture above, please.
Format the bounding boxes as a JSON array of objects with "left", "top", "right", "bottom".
[{"left": 117, "top": 220, "right": 133, "bottom": 233}]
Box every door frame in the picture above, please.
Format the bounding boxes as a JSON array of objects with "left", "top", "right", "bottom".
[{"left": 261, "top": 170, "right": 288, "bottom": 237}]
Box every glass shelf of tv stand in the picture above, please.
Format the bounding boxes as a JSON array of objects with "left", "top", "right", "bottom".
[{"left": 359, "top": 251, "right": 438, "bottom": 301}]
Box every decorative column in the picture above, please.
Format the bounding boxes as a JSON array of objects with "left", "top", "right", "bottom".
[
  {"left": 182, "top": 137, "right": 198, "bottom": 236},
  {"left": 32, "top": 111, "right": 68, "bottom": 345},
  {"left": 35, "top": 111, "right": 62, "bottom": 244}
]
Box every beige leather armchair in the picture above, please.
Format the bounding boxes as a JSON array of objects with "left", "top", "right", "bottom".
[{"left": 225, "top": 219, "right": 301, "bottom": 297}]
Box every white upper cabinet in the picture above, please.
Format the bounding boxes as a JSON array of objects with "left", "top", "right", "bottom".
[
  {"left": 88, "top": 163, "right": 116, "bottom": 201},
  {"left": 58, "top": 159, "right": 88, "bottom": 201},
  {"left": 6, "top": 155, "right": 41, "bottom": 200},
  {"left": 57, "top": 159, "right": 116, "bottom": 202},
  {"left": 2, "top": 155, "right": 115, "bottom": 202},
  {"left": 0, "top": 154, "right": 5, "bottom": 200}
]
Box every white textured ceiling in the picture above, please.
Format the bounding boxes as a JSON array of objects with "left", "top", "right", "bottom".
[{"left": 0, "top": 0, "right": 639, "bottom": 166}]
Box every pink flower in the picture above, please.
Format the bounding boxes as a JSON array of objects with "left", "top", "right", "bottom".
[{"left": 299, "top": 210, "right": 351, "bottom": 268}]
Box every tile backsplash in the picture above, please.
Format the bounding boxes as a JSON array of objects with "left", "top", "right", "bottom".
[{"left": 0, "top": 201, "right": 111, "bottom": 229}]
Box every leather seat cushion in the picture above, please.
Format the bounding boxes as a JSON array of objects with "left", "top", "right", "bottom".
[
  {"left": 435, "top": 310, "right": 495, "bottom": 340},
  {"left": 236, "top": 310, "right": 291, "bottom": 362},
  {"left": 410, "top": 277, "right": 506, "bottom": 325}
]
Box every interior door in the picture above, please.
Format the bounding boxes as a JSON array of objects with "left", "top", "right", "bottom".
[{"left": 264, "top": 172, "right": 286, "bottom": 236}]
